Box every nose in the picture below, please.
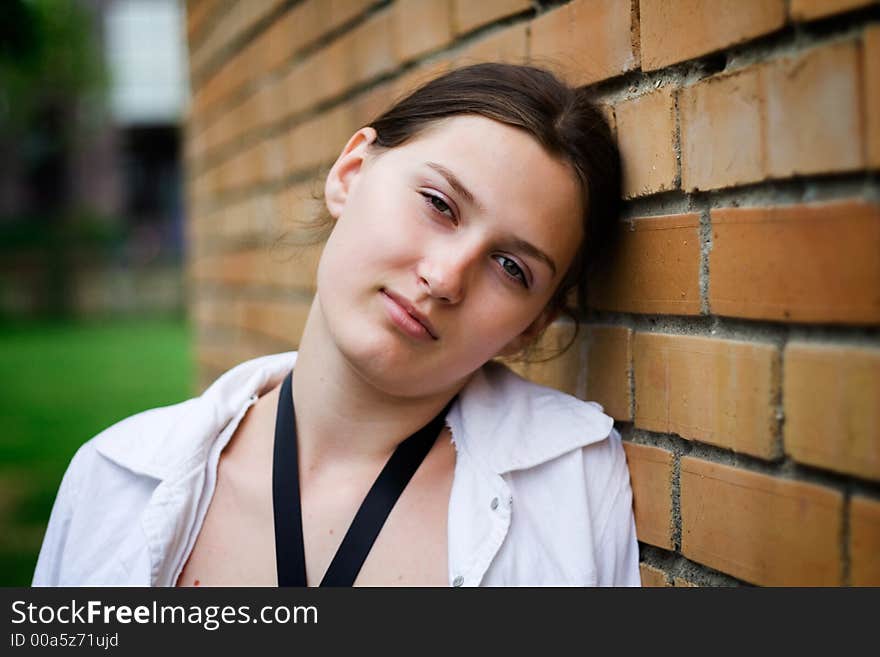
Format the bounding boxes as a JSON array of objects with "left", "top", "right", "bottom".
[{"left": 417, "top": 244, "right": 477, "bottom": 304}]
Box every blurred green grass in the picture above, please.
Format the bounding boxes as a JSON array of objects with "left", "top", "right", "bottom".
[{"left": 0, "top": 317, "right": 192, "bottom": 585}]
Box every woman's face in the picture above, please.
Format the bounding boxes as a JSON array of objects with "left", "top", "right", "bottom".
[{"left": 316, "top": 114, "right": 583, "bottom": 397}]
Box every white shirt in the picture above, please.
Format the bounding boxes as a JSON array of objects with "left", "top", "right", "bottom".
[{"left": 33, "top": 351, "right": 639, "bottom": 587}]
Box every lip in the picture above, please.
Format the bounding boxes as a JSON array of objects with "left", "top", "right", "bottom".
[{"left": 380, "top": 289, "right": 439, "bottom": 341}]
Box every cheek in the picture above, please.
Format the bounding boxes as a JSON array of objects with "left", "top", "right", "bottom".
[
  {"left": 457, "top": 298, "right": 541, "bottom": 356},
  {"left": 333, "top": 184, "right": 424, "bottom": 265}
]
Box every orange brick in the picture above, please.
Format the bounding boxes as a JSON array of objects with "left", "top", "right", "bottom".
[
  {"left": 257, "top": 138, "right": 279, "bottom": 186},
  {"left": 764, "top": 40, "right": 863, "bottom": 177},
  {"left": 186, "top": 0, "right": 218, "bottom": 45},
  {"left": 709, "top": 201, "right": 880, "bottom": 324},
  {"left": 248, "top": 81, "right": 280, "bottom": 136},
  {"left": 634, "top": 333, "right": 781, "bottom": 459},
  {"left": 347, "top": 8, "right": 398, "bottom": 86},
  {"left": 212, "top": 152, "right": 237, "bottom": 194},
  {"left": 454, "top": 22, "right": 528, "bottom": 66},
  {"left": 259, "top": 3, "right": 317, "bottom": 72},
  {"left": 790, "top": 0, "right": 876, "bottom": 20},
  {"left": 190, "top": 244, "right": 322, "bottom": 291},
  {"left": 850, "top": 496, "right": 880, "bottom": 586},
  {"left": 210, "top": 97, "right": 252, "bottom": 154},
  {"left": 284, "top": 104, "right": 355, "bottom": 176},
  {"left": 521, "top": 322, "right": 583, "bottom": 397},
  {"left": 194, "top": 167, "right": 218, "bottom": 203},
  {"left": 194, "top": 294, "right": 312, "bottom": 347},
  {"left": 393, "top": 0, "right": 453, "bottom": 63},
  {"left": 453, "top": 0, "right": 530, "bottom": 35},
  {"left": 680, "top": 66, "right": 765, "bottom": 191},
  {"left": 622, "top": 443, "right": 674, "bottom": 549},
  {"left": 211, "top": 193, "right": 277, "bottom": 242},
  {"left": 571, "top": 0, "right": 639, "bottom": 80},
  {"left": 275, "top": 181, "right": 327, "bottom": 235},
  {"left": 192, "top": 293, "right": 227, "bottom": 330},
  {"left": 639, "top": 563, "right": 670, "bottom": 587},
  {"left": 197, "top": 341, "right": 273, "bottom": 381},
  {"left": 529, "top": 0, "right": 638, "bottom": 86},
  {"left": 640, "top": 0, "right": 786, "bottom": 70},
  {"left": 587, "top": 213, "right": 702, "bottom": 315},
  {"left": 192, "top": 65, "right": 229, "bottom": 121},
  {"left": 204, "top": 108, "right": 236, "bottom": 157},
  {"left": 615, "top": 87, "right": 678, "bottom": 198},
  {"left": 866, "top": 26, "right": 880, "bottom": 168},
  {"left": 681, "top": 457, "right": 843, "bottom": 585},
  {"left": 327, "top": 0, "right": 375, "bottom": 26},
  {"left": 584, "top": 325, "right": 632, "bottom": 421},
  {"left": 222, "top": 51, "right": 252, "bottom": 102},
  {"left": 783, "top": 343, "right": 880, "bottom": 481},
  {"left": 528, "top": 4, "right": 568, "bottom": 70},
  {"left": 277, "top": 20, "right": 392, "bottom": 122},
  {"left": 275, "top": 58, "right": 324, "bottom": 121},
  {"left": 218, "top": 0, "right": 373, "bottom": 109},
  {"left": 195, "top": 328, "right": 294, "bottom": 376},
  {"left": 189, "top": 117, "right": 214, "bottom": 160},
  {"left": 213, "top": 145, "right": 242, "bottom": 192},
  {"left": 349, "top": 82, "right": 395, "bottom": 132},
  {"left": 239, "top": 298, "right": 312, "bottom": 345},
  {"left": 262, "top": 0, "right": 371, "bottom": 73},
  {"left": 191, "top": 1, "right": 281, "bottom": 77},
  {"left": 389, "top": 59, "right": 452, "bottom": 105}
]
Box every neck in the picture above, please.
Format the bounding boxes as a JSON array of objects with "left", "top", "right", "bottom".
[{"left": 290, "top": 295, "right": 466, "bottom": 474}]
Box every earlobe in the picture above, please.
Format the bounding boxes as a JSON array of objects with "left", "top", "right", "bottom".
[{"left": 324, "top": 127, "right": 378, "bottom": 219}]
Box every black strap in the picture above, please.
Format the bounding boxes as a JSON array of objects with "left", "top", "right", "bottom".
[{"left": 272, "top": 371, "right": 454, "bottom": 587}]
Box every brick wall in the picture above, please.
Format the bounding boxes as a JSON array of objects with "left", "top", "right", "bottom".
[{"left": 184, "top": 0, "right": 880, "bottom": 586}]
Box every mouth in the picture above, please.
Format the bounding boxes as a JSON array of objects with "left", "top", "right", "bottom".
[{"left": 380, "top": 288, "right": 439, "bottom": 341}]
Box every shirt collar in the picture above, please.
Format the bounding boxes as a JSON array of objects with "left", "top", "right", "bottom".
[
  {"left": 93, "top": 352, "right": 298, "bottom": 480},
  {"left": 448, "top": 360, "right": 614, "bottom": 474},
  {"left": 94, "top": 351, "right": 613, "bottom": 479}
]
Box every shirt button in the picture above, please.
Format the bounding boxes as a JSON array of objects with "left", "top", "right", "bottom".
[
  {"left": 452, "top": 576, "right": 464, "bottom": 587},
  {"left": 490, "top": 497, "right": 499, "bottom": 510}
]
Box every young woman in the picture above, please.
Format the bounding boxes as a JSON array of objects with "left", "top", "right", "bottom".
[{"left": 33, "top": 63, "right": 639, "bottom": 587}]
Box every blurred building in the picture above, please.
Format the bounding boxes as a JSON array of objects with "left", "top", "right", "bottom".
[
  {"left": 105, "top": 0, "right": 188, "bottom": 252},
  {"left": 0, "top": 0, "right": 189, "bottom": 317}
]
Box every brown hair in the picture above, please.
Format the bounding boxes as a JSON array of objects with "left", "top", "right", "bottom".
[{"left": 303, "top": 62, "right": 621, "bottom": 358}]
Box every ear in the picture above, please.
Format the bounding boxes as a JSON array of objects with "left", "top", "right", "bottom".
[
  {"left": 324, "top": 127, "right": 378, "bottom": 219},
  {"left": 495, "top": 305, "right": 561, "bottom": 358}
]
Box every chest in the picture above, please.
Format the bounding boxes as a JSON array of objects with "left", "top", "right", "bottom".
[{"left": 176, "top": 420, "right": 456, "bottom": 587}]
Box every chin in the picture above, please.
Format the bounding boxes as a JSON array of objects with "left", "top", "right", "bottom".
[
  {"left": 318, "top": 291, "right": 488, "bottom": 398},
  {"left": 329, "top": 320, "right": 420, "bottom": 392},
  {"left": 338, "top": 332, "right": 468, "bottom": 399}
]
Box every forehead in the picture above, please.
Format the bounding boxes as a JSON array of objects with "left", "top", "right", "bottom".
[{"left": 373, "top": 115, "right": 584, "bottom": 274}]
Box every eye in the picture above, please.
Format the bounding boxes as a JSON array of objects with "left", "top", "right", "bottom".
[
  {"left": 420, "top": 191, "right": 456, "bottom": 222},
  {"left": 492, "top": 255, "right": 529, "bottom": 288}
]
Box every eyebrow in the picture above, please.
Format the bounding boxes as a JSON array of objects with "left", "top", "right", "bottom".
[
  {"left": 506, "top": 236, "right": 557, "bottom": 278},
  {"left": 424, "top": 161, "right": 558, "bottom": 278},
  {"left": 425, "top": 161, "right": 484, "bottom": 213}
]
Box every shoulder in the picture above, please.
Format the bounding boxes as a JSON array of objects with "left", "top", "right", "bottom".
[
  {"left": 470, "top": 364, "right": 637, "bottom": 582},
  {"left": 452, "top": 360, "right": 615, "bottom": 473},
  {"left": 33, "top": 351, "right": 298, "bottom": 585},
  {"left": 54, "top": 349, "right": 296, "bottom": 495},
  {"left": 88, "top": 398, "right": 201, "bottom": 478},
  {"left": 87, "top": 350, "right": 298, "bottom": 479}
]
